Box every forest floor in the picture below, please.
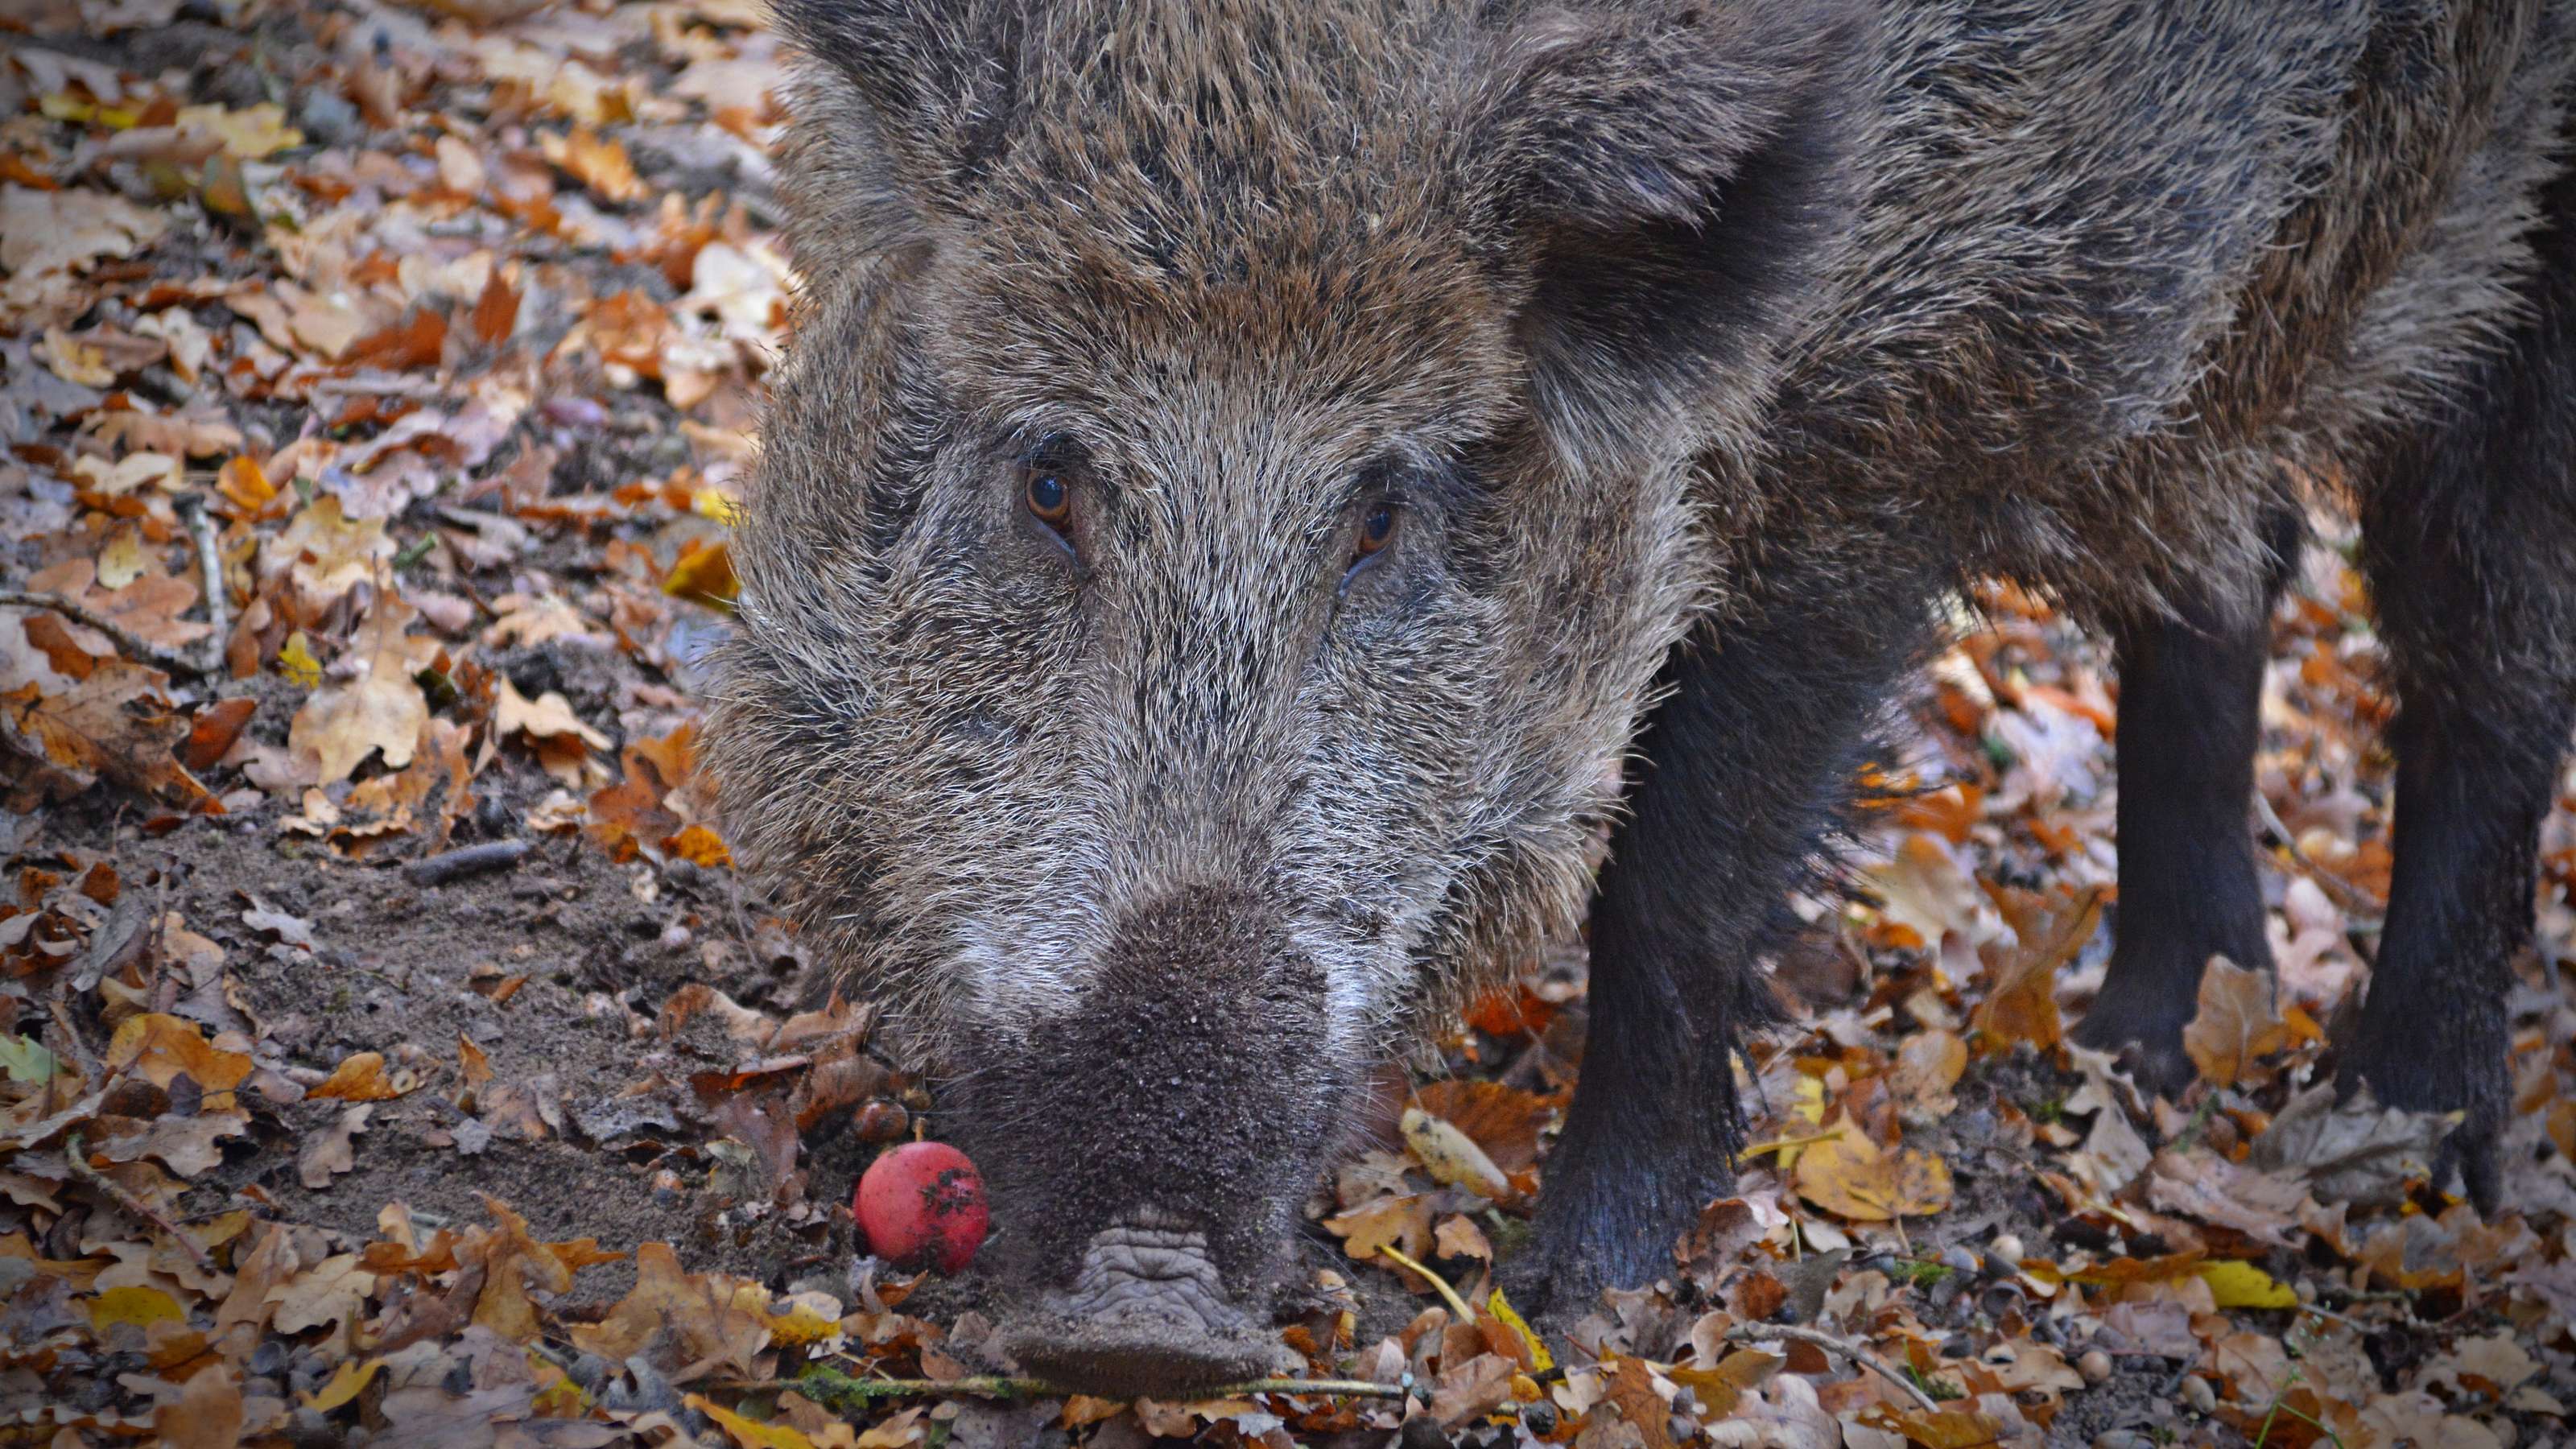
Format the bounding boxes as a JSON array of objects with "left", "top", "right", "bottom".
[{"left": 3, "top": 2, "right": 2574, "bottom": 1446}]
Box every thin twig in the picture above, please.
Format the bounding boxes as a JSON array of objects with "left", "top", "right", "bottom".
[
  {"left": 1723, "top": 1323, "right": 1941, "bottom": 1414},
  {"left": 715, "top": 1365, "right": 1406, "bottom": 1413},
  {"left": 1378, "top": 1245, "right": 1475, "bottom": 1322},
  {"left": 63, "top": 1131, "right": 214, "bottom": 1270},
  {"left": 2250, "top": 793, "right": 2383, "bottom": 922},
  {"left": 0, "top": 592, "right": 208, "bottom": 678},
  {"left": 175, "top": 493, "right": 229, "bottom": 667}
]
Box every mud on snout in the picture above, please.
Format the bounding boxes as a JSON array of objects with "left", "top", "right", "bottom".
[{"left": 947, "top": 886, "right": 1356, "bottom": 1398}]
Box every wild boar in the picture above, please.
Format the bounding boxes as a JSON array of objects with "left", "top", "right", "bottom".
[{"left": 708, "top": 0, "right": 2576, "bottom": 1397}]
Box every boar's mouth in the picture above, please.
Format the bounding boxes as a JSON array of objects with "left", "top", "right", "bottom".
[{"left": 997, "top": 1223, "right": 1293, "bottom": 1397}]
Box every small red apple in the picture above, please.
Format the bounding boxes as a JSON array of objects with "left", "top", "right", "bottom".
[{"left": 855, "top": 1141, "right": 988, "bottom": 1274}]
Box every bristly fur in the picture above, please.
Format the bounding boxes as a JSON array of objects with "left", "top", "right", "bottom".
[{"left": 711, "top": 0, "right": 2576, "bottom": 1372}]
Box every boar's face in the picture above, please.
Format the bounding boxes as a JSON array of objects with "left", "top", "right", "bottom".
[{"left": 711, "top": 0, "right": 1861, "bottom": 1397}]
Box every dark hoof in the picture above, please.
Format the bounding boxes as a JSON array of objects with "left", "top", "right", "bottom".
[
  {"left": 1495, "top": 1242, "right": 1604, "bottom": 1339},
  {"left": 2335, "top": 1047, "right": 2506, "bottom": 1216},
  {"left": 2068, "top": 1000, "right": 2195, "bottom": 1100}
]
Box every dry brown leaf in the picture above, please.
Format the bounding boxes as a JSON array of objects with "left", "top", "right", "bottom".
[
  {"left": 2182, "top": 955, "right": 2286, "bottom": 1087},
  {"left": 2, "top": 659, "right": 208, "bottom": 807},
  {"left": 1893, "top": 1027, "right": 1967, "bottom": 1117},
  {"left": 104, "top": 1013, "right": 251, "bottom": 1107},
  {"left": 1974, "top": 884, "right": 2103, "bottom": 1053},
  {"left": 2144, "top": 1148, "right": 2310, "bottom": 1247},
  {"left": 1602, "top": 1356, "right": 1680, "bottom": 1449},
  {"left": 264, "top": 496, "right": 394, "bottom": 604},
  {"left": 288, "top": 593, "right": 436, "bottom": 784},
  {"left": 458, "top": 1196, "right": 575, "bottom": 1344},
  {"left": 569, "top": 1240, "right": 771, "bottom": 1376},
  {"left": 1410, "top": 1078, "right": 1559, "bottom": 1174},
  {"left": 541, "top": 127, "right": 648, "bottom": 204},
  {"left": 297, "top": 1104, "right": 374, "bottom": 1190},
  {"left": 1322, "top": 1192, "right": 1435, "bottom": 1266},
  {"left": 1, "top": 185, "right": 169, "bottom": 279}
]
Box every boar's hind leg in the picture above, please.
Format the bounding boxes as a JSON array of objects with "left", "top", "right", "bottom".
[
  {"left": 2343, "top": 175, "right": 2576, "bottom": 1213},
  {"left": 1521, "top": 566, "right": 1930, "bottom": 1319},
  {"left": 2070, "top": 503, "right": 2301, "bottom": 1093}
]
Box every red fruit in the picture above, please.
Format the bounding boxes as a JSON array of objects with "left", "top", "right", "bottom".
[{"left": 855, "top": 1141, "right": 988, "bottom": 1274}]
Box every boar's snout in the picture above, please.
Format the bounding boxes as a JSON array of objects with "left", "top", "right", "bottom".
[
  {"left": 956, "top": 886, "right": 1349, "bottom": 1397},
  {"left": 998, "top": 1221, "right": 1292, "bottom": 1397}
]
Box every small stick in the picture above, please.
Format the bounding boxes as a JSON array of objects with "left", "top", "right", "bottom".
[
  {"left": 175, "top": 493, "right": 229, "bottom": 671},
  {"left": 719, "top": 1365, "right": 1407, "bottom": 1413},
  {"left": 63, "top": 1131, "right": 214, "bottom": 1270},
  {"left": 1722, "top": 1323, "right": 1941, "bottom": 1414},
  {"left": 0, "top": 592, "right": 207, "bottom": 678},
  {"left": 402, "top": 839, "right": 531, "bottom": 887},
  {"left": 1742, "top": 1128, "right": 1845, "bottom": 1160},
  {"left": 1378, "top": 1245, "right": 1476, "bottom": 1322}
]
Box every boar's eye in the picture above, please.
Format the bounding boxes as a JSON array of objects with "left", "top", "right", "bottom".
[
  {"left": 1024, "top": 467, "right": 1071, "bottom": 526},
  {"left": 1020, "top": 446, "right": 1075, "bottom": 536},
  {"left": 1348, "top": 500, "right": 1397, "bottom": 573}
]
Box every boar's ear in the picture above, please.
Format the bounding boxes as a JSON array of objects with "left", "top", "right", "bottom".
[
  {"left": 767, "top": 0, "right": 1022, "bottom": 263},
  {"left": 1471, "top": 0, "right": 1871, "bottom": 465}
]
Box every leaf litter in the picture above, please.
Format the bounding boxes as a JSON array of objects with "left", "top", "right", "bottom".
[{"left": 2, "top": 3, "right": 2574, "bottom": 1447}]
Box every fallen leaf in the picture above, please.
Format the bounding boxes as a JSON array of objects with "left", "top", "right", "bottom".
[
  {"left": 287, "top": 593, "right": 436, "bottom": 783},
  {"left": 687, "top": 1395, "right": 819, "bottom": 1449},
  {"left": 2250, "top": 1082, "right": 2454, "bottom": 1208},
  {"left": 297, "top": 1104, "right": 374, "bottom": 1190},
  {"left": 2, "top": 660, "right": 209, "bottom": 806},
  {"left": 2182, "top": 955, "right": 2285, "bottom": 1087},
  {"left": 1793, "top": 1128, "right": 1953, "bottom": 1221},
  {"left": 308, "top": 1051, "right": 409, "bottom": 1102},
  {"left": 1402, "top": 1106, "right": 1514, "bottom": 1202},
  {"left": 570, "top": 1240, "right": 771, "bottom": 1377},
  {"left": 1, "top": 185, "right": 169, "bottom": 279}
]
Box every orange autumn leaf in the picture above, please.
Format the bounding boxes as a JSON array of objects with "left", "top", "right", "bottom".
[{"left": 307, "top": 1050, "right": 407, "bottom": 1102}]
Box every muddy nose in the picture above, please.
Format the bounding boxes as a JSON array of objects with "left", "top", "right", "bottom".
[{"left": 999, "top": 1224, "right": 1294, "bottom": 1397}]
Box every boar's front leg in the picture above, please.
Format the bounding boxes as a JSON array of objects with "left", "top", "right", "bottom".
[{"left": 1520, "top": 562, "right": 1930, "bottom": 1319}]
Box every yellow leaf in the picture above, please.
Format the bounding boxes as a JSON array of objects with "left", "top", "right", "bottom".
[
  {"left": 177, "top": 104, "right": 303, "bottom": 159},
  {"left": 762, "top": 1306, "right": 840, "bottom": 1348},
  {"left": 89, "top": 1285, "right": 186, "bottom": 1332},
  {"left": 664, "top": 538, "right": 737, "bottom": 609},
  {"left": 1486, "top": 1288, "right": 1553, "bottom": 1373},
  {"left": 1401, "top": 1106, "right": 1513, "bottom": 1201},
  {"left": 278, "top": 632, "right": 322, "bottom": 688},
  {"left": 1792, "top": 1129, "right": 1953, "bottom": 1221},
  {"left": 686, "top": 1393, "right": 819, "bottom": 1449},
  {"left": 302, "top": 1356, "right": 383, "bottom": 1412},
  {"left": 2198, "top": 1259, "right": 2298, "bottom": 1310}
]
